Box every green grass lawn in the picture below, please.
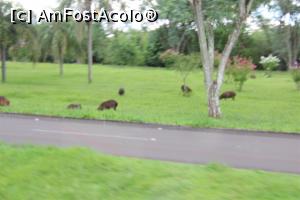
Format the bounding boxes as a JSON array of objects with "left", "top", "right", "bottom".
[
  {"left": 0, "top": 61, "right": 300, "bottom": 133},
  {"left": 0, "top": 143, "right": 299, "bottom": 200}
]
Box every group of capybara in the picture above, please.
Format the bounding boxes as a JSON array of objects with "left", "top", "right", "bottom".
[
  {"left": 181, "top": 84, "right": 236, "bottom": 100},
  {"left": 0, "top": 86, "right": 236, "bottom": 111},
  {"left": 66, "top": 88, "right": 124, "bottom": 111},
  {"left": 67, "top": 99, "right": 118, "bottom": 111}
]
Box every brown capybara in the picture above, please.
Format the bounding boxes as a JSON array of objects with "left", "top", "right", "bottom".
[
  {"left": 250, "top": 74, "right": 256, "bottom": 79},
  {"left": 0, "top": 96, "right": 10, "bottom": 106},
  {"left": 118, "top": 88, "right": 125, "bottom": 96},
  {"left": 98, "top": 100, "right": 118, "bottom": 111},
  {"left": 181, "top": 85, "right": 192, "bottom": 95},
  {"left": 67, "top": 104, "right": 82, "bottom": 110},
  {"left": 220, "top": 91, "right": 236, "bottom": 100}
]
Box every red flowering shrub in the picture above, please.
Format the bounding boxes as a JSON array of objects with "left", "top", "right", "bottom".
[{"left": 227, "top": 56, "right": 256, "bottom": 91}]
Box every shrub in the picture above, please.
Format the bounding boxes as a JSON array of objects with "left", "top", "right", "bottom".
[
  {"left": 259, "top": 55, "right": 280, "bottom": 77},
  {"left": 159, "top": 49, "right": 179, "bottom": 67},
  {"left": 172, "top": 53, "right": 201, "bottom": 86},
  {"left": 227, "top": 56, "right": 256, "bottom": 92},
  {"left": 291, "top": 69, "right": 300, "bottom": 90}
]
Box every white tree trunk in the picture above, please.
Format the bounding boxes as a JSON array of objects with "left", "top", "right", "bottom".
[
  {"left": 216, "top": 22, "right": 243, "bottom": 92},
  {"left": 59, "top": 56, "right": 64, "bottom": 77},
  {"left": 87, "top": 21, "right": 93, "bottom": 84},
  {"left": 193, "top": 0, "right": 213, "bottom": 90},
  {"left": 1, "top": 45, "right": 6, "bottom": 83},
  {"left": 208, "top": 81, "right": 221, "bottom": 118},
  {"left": 86, "top": 0, "right": 93, "bottom": 84}
]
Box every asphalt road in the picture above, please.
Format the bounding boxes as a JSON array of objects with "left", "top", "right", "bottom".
[{"left": 0, "top": 114, "right": 299, "bottom": 174}]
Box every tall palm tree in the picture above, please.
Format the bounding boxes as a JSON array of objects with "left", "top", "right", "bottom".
[
  {"left": 41, "top": 22, "right": 74, "bottom": 76},
  {"left": 59, "top": 0, "right": 117, "bottom": 83}
]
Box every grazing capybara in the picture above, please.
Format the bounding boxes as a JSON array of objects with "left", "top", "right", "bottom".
[
  {"left": 250, "top": 74, "right": 256, "bottom": 79},
  {"left": 0, "top": 96, "right": 10, "bottom": 106},
  {"left": 118, "top": 88, "right": 125, "bottom": 96},
  {"left": 98, "top": 100, "right": 118, "bottom": 111},
  {"left": 220, "top": 91, "right": 236, "bottom": 100},
  {"left": 181, "top": 85, "right": 192, "bottom": 95},
  {"left": 67, "top": 104, "right": 82, "bottom": 110}
]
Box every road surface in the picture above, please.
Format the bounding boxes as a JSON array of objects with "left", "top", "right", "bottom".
[{"left": 0, "top": 114, "right": 299, "bottom": 174}]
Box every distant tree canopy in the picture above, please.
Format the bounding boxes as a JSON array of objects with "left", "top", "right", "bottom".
[
  {"left": 257, "top": 0, "right": 300, "bottom": 70},
  {"left": 0, "top": 0, "right": 298, "bottom": 70}
]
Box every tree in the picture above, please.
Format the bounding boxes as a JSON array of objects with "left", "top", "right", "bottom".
[
  {"left": 85, "top": 0, "right": 93, "bottom": 83},
  {"left": 0, "top": 2, "right": 37, "bottom": 82},
  {"left": 59, "top": 0, "right": 93, "bottom": 82},
  {"left": 0, "top": 1, "right": 15, "bottom": 83},
  {"left": 59, "top": 0, "right": 122, "bottom": 83},
  {"left": 154, "top": 0, "right": 196, "bottom": 53},
  {"left": 257, "top": 0, "right": 300, "bottom": 69},
  {"left": 41, "top": 22, "right": 74, "bottom": 76},
  {"left": 277, "top": 0, "right": 300, "bottom": 69},
  {"left": 191, "top": 0, "right": 255, "bottom": 118}
]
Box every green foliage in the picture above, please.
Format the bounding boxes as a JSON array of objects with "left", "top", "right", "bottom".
[
  {"left": 103, "top": 31, "right": 147, "bottom": 66},
  {"left": 291, "top": 69, "right": 300, "bottom": 90},
  {"left": 0, "top": 1, "right": 16, "bottom": 47},
  {"left": 227, "top": 57, "right": 257, "bottom": 92},
  {"left": 145, "top": 26, "right": 170, "bottom": 67},
  {"left": 159, "top": 49, "right": 179, "bottom": 67},
  {"left": 260, "top": 55, "right": 280, "bottom": 77},
  {"left": 92, "top": 26, "right": 108, "bottom": 63},
  {"left": 239, "top": 31, "right": 273, "bottom": 67},
  {"left": 172, "top": 53, "right": 201, "bottom": 85}
]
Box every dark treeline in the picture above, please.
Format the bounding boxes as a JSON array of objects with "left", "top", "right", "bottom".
[{"left": 8, "top": 23, "right": 285, "bottom": 69}]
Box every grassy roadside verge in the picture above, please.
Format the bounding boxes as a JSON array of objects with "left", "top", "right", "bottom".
[
  {"left": 0, "top": 143, "right": 299, "bottom": 200},
  {"left": 0, "top": 62, "right": 300, "bottom": 133}
]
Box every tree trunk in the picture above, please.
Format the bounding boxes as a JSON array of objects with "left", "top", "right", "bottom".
[
  {"left": 1, "top": 45, "right": 7, "bottom": 83},
  {"left": 59, "top": 55, "right": 64, "bottom": 76},
  {"left": 87, "top": 21, "right": 93, "bottom": 84},
  {"left": 177, "top": 29, "right": 187, "bottom": 53},
  {"left": 208, "top": 81, "right": 221, "bottom": 118},
  {"left": 86, "top": 0, "right": 93, "bottom": 84},
  {"left": 193, "top": 0, "right": 213, "bottom": 90},
  {"left": 216, "top": 22, "right": 243, "bottom": 91},
  {"left": 285, "top": 25, "right": 299, "bottom": 70}
]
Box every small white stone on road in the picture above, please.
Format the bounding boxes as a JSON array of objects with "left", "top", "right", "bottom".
[
  {"left": 35, "top": 118, "right": 39, "bottom": 121},
  {"left": 151, "top": 138, "right": 157, "bottom": 141},
  {"left": 158, "top": 128, "right": 162, "bottom": 131}
]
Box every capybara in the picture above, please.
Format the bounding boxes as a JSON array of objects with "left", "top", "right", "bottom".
[
  {"left": 67, "top": 104, "right": 82, "bottom": 110},
  {"left": 219, "top": 91, "right": 236, "bottom": 100},
  {"left": 98, "top": 100, "right": 118, "bottom": 111},
  {"left": 181, "top": 85, "right": 192, "bottom": 95},
  {"left": 0, "top": 96, "right": 10, "bottom": 106},
  {"left": 118, "top": 88, "right": 125, "bottom": 96},
  {"left": 250, "top": 74, "right": 256, "bottom": 79}
]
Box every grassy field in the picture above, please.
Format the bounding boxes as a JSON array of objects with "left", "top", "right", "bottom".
[
  {"left": 0, "top": 62, "right": 300, "bottom": 133},
  {"left": 0, "top": 143, "right": 299, "bottom": 200}
]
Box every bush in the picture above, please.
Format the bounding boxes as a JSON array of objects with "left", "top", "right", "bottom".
[
  {"left": 227, "top": 56, "right": 256, "bottom": 92},
  {"left": 259, "top": 55, "right": 280, "bottom": 77},
  {"left": 171, "top": 53, "right": 201, "bottom": 86},
  {"left": 292, "top": 69, "right": 300, "bottom": 90},
  {"left": 159, "top": 49, "right": 179, "bottom": 67}
]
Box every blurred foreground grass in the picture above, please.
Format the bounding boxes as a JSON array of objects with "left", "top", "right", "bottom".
[{"left": 0, "top": 143, "right": 299, "bottom": 200}]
